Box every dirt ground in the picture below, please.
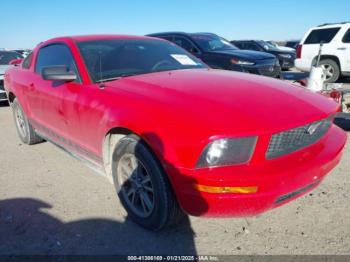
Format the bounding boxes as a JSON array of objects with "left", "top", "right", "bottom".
[{"left": 0, "top": 102, "right": 349, "bottom": 255}]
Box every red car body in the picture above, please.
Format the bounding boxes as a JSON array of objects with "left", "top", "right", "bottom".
[{"left": 4, "top": 35, "right": 347, "bottom": 217}]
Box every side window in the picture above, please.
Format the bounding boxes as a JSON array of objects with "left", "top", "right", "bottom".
[
  {"left": 234, "top": 42, "right": 244, "bottom": 49},
  {"left": 22, "top": 52, "right": 33, "bottom": 69},
  {"left": 35, "top": 44, "right": 80, "bottom": 81},
  {"left": 342, "top": 29, "right": 350, "bottom": 43},
  {"left": 173, "top": 36, "right": 198, "bottom": 53},
  {"left": 304, "top": 27, "right": 341, "bottom": 44},
  {"left": 161, "top": 36, "right": 173, "bottom": 42},
  {"left": 247, "top": 42, "right": 262, "bottom": 51}
]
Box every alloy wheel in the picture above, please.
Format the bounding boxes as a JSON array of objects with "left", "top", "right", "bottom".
[
  {"left": 320, "top": 64, "right": 335, "bottom": 81},
  {"left": 15, "top": 106, "right": 26, "bottom": 138},
  {"left": 117, "top": 153, "right": 155, "bottom": 218}
]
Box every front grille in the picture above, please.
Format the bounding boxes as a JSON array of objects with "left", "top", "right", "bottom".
[
  {"left": 259, "top": 65, "right": 279, "bottom": 77},
  {"left": 266, "top": 118, "right": 331, "bottom": 159},
  {"left": 0, "top": 92, "right": 6, "bottom": 100}
]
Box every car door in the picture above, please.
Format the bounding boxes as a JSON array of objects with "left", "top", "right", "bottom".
[
  {"left": 30, "top": 43, "right": 82, "bottom": 144},
  {"left": 340, "top": 28, "right": 350, "bottom": 71}
]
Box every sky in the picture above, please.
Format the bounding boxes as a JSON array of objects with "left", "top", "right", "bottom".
[{"left": 1, "top": 0, "right": 349, "bottom": 48}]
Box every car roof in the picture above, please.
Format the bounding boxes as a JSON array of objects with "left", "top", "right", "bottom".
[
  {"left": 39, "top": 34, "right": 160, "bottom": 46},
  {"left": 231, "top": 40, "right": 260, "bottom": 42},
  {"left": 0, "top": 50, "right": 21, "bottom": 54},
  {"left": 147, "top": 32, "right": 218, "bottom": 37},
  {"left": 147, "top": 32, "right": 188, "bottom": 36},
  {"left": 317, "top": 22, "right": 350, "bottom": 27}
]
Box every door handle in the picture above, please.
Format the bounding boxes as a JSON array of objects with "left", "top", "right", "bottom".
[{"left": 337, "top": 47, "right": 347, "bottom": 50}]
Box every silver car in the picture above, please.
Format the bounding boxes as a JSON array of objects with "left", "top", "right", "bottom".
[{"left": 0, "top": 51, "right": 23, "bottom": 102}]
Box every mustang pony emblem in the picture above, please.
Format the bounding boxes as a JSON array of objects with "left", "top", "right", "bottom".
[{"left": 306, "top": 122, "right": 322, "bottom": 135}]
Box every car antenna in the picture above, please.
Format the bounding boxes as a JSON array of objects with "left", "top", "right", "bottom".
[{"left": 98, "top": 51, "right": 105, "bottom": 90}]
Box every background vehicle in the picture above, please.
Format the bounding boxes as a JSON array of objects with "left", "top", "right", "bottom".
[
  {"left": 285, "top": 40, "right": 300, "bottom": 50},
  {"left": 148, "top": 32, "right": 281, "bottom": 78},
  {"left": 232, "top": 40, "right": 296, "bottom": 70},
  {"left": 295, "top": 22, "right": 350, "bottom": 83},
  {"left": 4, "top": 35, "right": 346, "bottom": 231},
  {"left": 267, "top": 41, "right": 296, "bottom": 52},
  {"left": 11, "top": 49, "right": 31, "bottom": 57},
  {"left": 0, "top": 51, "right": 23, "bottom": 102}
]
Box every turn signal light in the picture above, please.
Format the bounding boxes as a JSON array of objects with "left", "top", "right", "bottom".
[{"left": 194, "top": 184, "right": 258, "bottom": 194}]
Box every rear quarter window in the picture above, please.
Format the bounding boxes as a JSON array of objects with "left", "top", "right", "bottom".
[
  {"left": 22, "top": 52, "right": 33, "bottom": 69},
  {"left": 304, "top": 27, "right": 341, "bottom": 44},
  {"left": 342, "top": 29, "right": 350, "bottom": 43}
]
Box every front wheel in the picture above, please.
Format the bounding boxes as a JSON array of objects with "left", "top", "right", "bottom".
[{"left": 111, "top": 135, "right": 185, "bottom": 230}]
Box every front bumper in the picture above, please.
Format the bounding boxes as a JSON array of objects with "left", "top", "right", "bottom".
[
  {"left": 279, "top": 57, "right": 295, "bottom": 70},
  {"left": 168, "top": 125, "right": 346, "bottom": 217},
  {"left": 295, "top": 58, "right": 312, "bottom": 72},
  {"left": 240, "top": 62, "right": 281, "bottom": 78}
]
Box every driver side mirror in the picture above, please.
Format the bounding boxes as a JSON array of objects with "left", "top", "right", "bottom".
[
  {"left": 41, "top": 66, "right": 77, "bottom": 82},
  {"left": 189, "top": 47, "right": 200, "bottom": 55}
]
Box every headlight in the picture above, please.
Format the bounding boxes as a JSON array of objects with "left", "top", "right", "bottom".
[
  {"left": 196, "top": 137, "right": 257, "bottom": 168},
  {"left": 231, "top": 58, "right": 255, "bottom": 66},
  {"left": 279, "top": 54, "right": 292, "bottom": 59}
]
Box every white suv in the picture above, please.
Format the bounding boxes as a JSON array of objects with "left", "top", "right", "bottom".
[{"left": 295, "top": 22, "right": 350, "bottom": 83}]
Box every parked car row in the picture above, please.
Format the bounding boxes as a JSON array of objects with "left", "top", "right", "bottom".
[
  {"left": 147, "top": 32, "right": 283, "bottom": 78},
  {"left": 231, "top": 40, "right": 296, "bottom": 70}
]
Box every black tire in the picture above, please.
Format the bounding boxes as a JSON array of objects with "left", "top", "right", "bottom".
[
  {"left": 111, "top": 135, "right": 185, "bottom": 230},
  {"left": 319, "top": 59, "right": 340, "bottom": 83},
  {"left": 12, "top": 99, "right": 43, "bottom": 145}
]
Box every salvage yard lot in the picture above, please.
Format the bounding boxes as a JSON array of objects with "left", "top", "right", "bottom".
[{"left": 0, "top": 104, "right": 349, "bottom": 255}]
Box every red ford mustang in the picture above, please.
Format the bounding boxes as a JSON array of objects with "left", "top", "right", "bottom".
[{"left": 4, "top": 35, "right": 347, "bottom": 230}]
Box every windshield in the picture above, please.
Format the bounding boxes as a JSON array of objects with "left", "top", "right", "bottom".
[
  {"left": 257, "top": 41, "right": 280, "bottom": 51},
  {"left": 0, "top": 51, "right": 22, "bottom": 65},
  {"left": 190, "top": 34, "right": 238, "bottom": 52},
  {"left": 77, "top": 39, "right": 206, "bottom": 82}
]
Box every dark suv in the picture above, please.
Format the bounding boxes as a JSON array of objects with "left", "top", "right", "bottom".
[
  {"left": 231, "top": 40, "right": 296, "bottom": 70},
  {"left": 147, "top": 32, "right": 281, "bottom": 78}
]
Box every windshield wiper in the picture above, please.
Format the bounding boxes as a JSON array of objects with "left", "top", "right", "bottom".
[
  {"left": 96, "top": 76, "right": 122, "bottom": 83},
  {"left": 96, "top": 73, "right": 141, "bottom": 83}
]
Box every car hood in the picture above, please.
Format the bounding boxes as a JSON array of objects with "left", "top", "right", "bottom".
[
  {"left": 277, "top": 46, "right": 296, "bottom": 52},
  {"left": 210, "top": 49, "right": 275, "bottom": 60},
  {"left": 106, "top": 69, "right": 338, "bottom": 135}
]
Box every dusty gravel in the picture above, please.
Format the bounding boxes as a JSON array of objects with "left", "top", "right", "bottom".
[{"left": 0, "top": 104, "right": 349, "bottom": 255}]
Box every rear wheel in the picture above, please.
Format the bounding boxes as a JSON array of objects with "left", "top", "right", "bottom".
[
  {"left": 319, "top": 59, "right": 340, "bottom": 83},
  {"left": 112, "top": 135, "right": 185, "bottom": 230},
  {"left": 12, "top": 99, "right": 43, "bottom": 145}
]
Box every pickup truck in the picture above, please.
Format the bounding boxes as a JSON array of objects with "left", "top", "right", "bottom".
[{"left": 4, "top": 35, "right": 347, "bottom": 230}]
